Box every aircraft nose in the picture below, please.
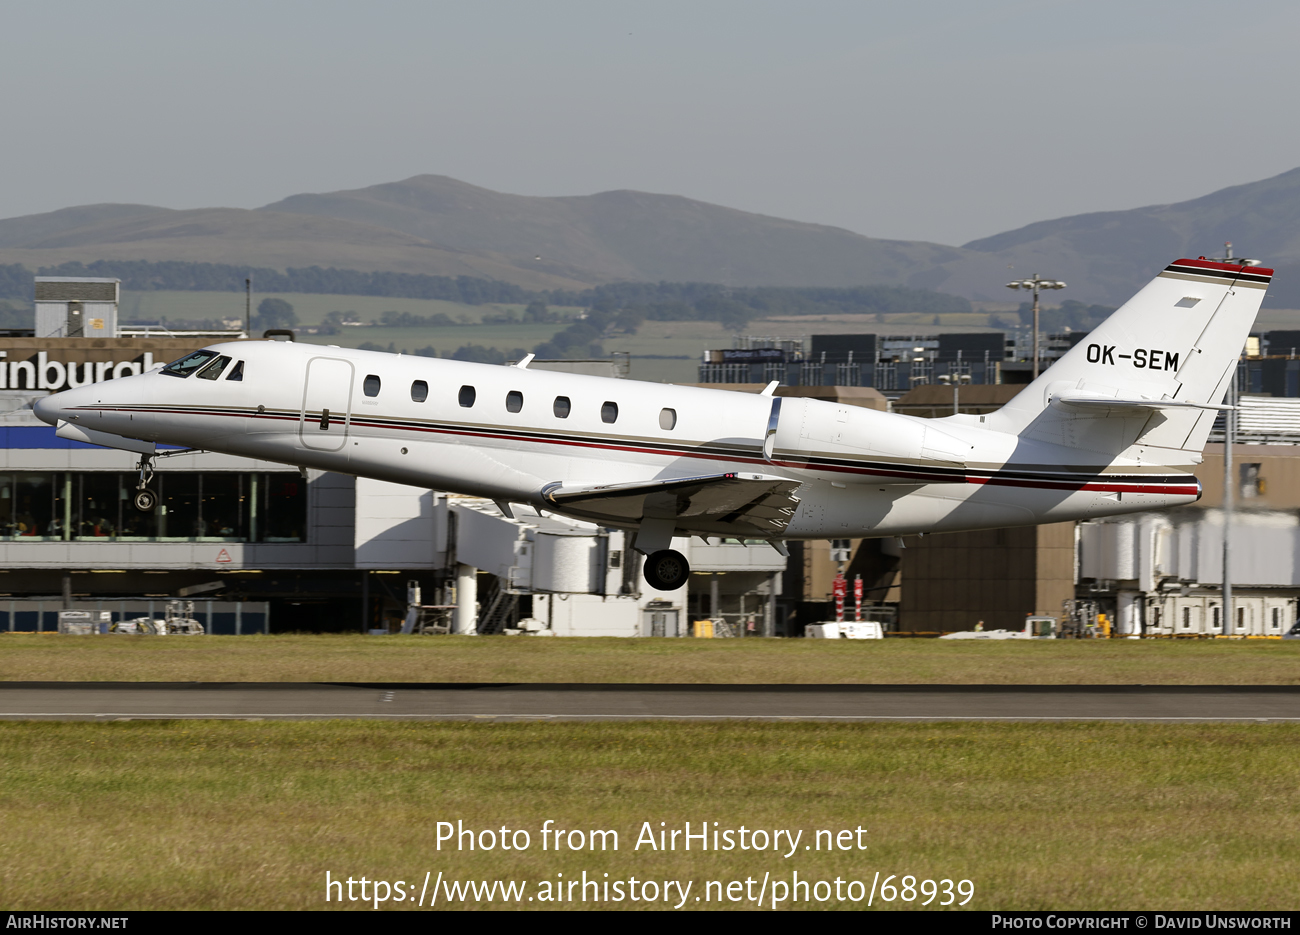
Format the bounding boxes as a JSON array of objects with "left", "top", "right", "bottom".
[
  {"left": 33, "top": 384, "right": 97, "bottom": 427},
  {"left": 33, "top": 392, "right": 65, "bottom": 427}
]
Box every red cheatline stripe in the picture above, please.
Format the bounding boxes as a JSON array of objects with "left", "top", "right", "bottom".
[{"left": 78, "top": 404, "right": 1200, "bottom": 496}]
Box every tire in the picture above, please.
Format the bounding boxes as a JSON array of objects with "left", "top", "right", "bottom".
[
  {"left": 133, "top": 489, "right": 158, "bottom": 512},
  {"left": 643, "top": 549, "right": 690, "bottom": 591}
]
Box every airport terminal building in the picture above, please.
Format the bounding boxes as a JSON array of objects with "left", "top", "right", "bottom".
[
  {"left": 6, "top": 313, "right": 1297, "bottom": 639},
  {"left": 0, "top": 331, "right": 786, "bottom": 636}
]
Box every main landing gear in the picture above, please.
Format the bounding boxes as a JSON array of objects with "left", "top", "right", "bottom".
[
  {"left": 133, "top": 454, "right": 157, "bottom": 512},
  {"left": 642, "top": 549, "right": 690, "bottom": 591}
]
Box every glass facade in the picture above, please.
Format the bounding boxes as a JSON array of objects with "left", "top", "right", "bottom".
[{"left": 0, "top": 472, "right": 307, "bottom": 542}]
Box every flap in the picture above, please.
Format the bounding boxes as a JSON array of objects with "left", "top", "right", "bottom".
[{"left": 541, "top": 471, "right": 801, "bottom": 538}]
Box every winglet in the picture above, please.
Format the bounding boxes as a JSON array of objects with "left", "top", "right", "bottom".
[
  {"left": 760, "top": 381, "right": 779, "bottom": 397},
  {"left": 515, "top": 354, "right": 536, "bottom": 369}
]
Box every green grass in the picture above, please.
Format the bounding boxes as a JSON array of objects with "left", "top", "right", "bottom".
[
  {"left": 297, "top": 323, "right": 563, "bottom": 355},
  {"left": 3, "top": 634, "right": 1299, "bottom": 684},
  {"left": 0, "top": 720, "right": 1295, "bottom": 909},
  {"left": 119, "top": 290, "right": 513, "bottom": 327},
  {"left": 298, "top": 317, "right": 718, "bottom": 383}
]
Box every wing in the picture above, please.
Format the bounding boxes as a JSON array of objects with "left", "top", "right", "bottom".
[{"left": 540, "top": 471, "right": 801, "bottom": 538}]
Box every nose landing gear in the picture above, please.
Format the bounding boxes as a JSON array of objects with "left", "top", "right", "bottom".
[{"left": 133, "top": 454, "right": 157, "bottom": 512}]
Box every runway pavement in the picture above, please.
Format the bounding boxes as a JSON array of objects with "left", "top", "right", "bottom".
[{"left": 0, "top": 682, "right": 1299, "bottom": 721}]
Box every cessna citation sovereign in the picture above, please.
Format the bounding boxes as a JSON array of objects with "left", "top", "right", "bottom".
[{"left": 34, "top": 258, "right": 1271, "bottom": 591}]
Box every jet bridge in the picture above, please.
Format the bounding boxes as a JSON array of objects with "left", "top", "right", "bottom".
[
  {"left": 352, "top": 479, "right": 788, "bottom": 636},
  {"left": 448, "top": 497, "right": 669, "bottom": 636}
]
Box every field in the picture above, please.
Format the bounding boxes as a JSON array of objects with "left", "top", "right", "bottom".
[
  {"left": 293, "top": 317, "right": 720, "bottom": 383},
  {"left": 117, "top": 289, "right": 1056, "bottom": 385},
  {"left": 1, "top": 719, "right": 1295, "bottom": 910},
  {"left": 2, "top": 634, "right": 1299, "bottom": 684},
  {"left": 5, "top": 638, "right": 1297, "bottom": 911},
  {"left": 296, "top": 322, "right": 566, "bottom": 354},
  {"left": 119, "top": 290, "right": 519, "bottom": 327}
]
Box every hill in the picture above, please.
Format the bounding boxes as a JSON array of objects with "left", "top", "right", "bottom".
[
  {"left": 4, "top": 168, "right": 1300, "bottom": 305},
  {"left": 947, "top": 166, "right": 1300, "bottom": 306},
  {"left": 0, "top": 205, "right": 591, "bottom": 292},
  {"left": 262, "top": 174, "right": 968, "bottom": 289}
]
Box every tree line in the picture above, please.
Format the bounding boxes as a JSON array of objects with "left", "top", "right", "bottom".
[
  {"left": 0, "top": 261, "right": 533, "bottom": 306},
  {"left": 552, "top": 281, "right": 974, "bottom": 320},
  {"left": 0, "top": 260, "right": 974, "bottom": 324}
]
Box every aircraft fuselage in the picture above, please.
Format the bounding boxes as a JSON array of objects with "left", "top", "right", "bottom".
[{"left": 35, "top": 340, "right": 1199, "bottom": 541}]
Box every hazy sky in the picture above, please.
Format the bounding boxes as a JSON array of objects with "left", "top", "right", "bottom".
[{"left": 4, "top": 0, "right": 1299, "bottom": 246}]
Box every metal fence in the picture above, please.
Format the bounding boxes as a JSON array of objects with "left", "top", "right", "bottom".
[
  {"left": 0, "top": 598, "right": 269, "bottom": 634},
  {"left": 698, "top": 357, "right": 1000, "bottom": 389}
]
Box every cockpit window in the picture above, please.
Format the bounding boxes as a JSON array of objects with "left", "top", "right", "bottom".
[
  {"left": 226, "top": 360, "right": 245, "bottom": 382},
  {"left": 160, "top": 350, "right": 219, "bottom": 378},
  {"left": 196, "top": 356, "right": 232, "bottom": 380}
]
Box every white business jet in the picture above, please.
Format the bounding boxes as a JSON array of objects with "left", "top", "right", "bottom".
[{"left": 35, "top": 258, "right": 1270, "bottom": 590}]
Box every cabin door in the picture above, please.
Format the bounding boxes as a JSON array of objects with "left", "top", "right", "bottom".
[{"left": 299, "top": 357, "right": 354, "bottom": 451}]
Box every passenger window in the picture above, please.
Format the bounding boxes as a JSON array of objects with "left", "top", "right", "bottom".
[
  {"left": 601, "top": 401, "right": 619, "bottom": 424},
  {"left": 196, "top": 356, "right": 232, "bottom": 381},
  {"left": 363, "top": 375, "right": 381, "bottom": 397},
  {"left": 225, "top": 360, "right": 244, "bottom": 382},
  {"left": 160, "top": 350, "right": 218, "bottom": 378},
  {"left": 411, "top": 380, "right": 429, "bottom": 403},
  {"left": 659, "top": 408, "right": 676, "bottom": 430},
  {"left": 506, "top": 391, "right": 524, "bottom": 413},
  {"left": 553, "top": 396, "right": 571, "bottom": 418},
  {"left": 458, "top": 385, "right": 476, "bottom": 408}
]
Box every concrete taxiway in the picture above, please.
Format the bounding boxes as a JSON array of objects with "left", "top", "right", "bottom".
[{"left": 0, "top": 683, "right": 1298, "bottom": 721}]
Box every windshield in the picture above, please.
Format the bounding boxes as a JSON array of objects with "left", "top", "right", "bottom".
[{"left": 160, "top": 350, "right": 220, "bottom": 378}]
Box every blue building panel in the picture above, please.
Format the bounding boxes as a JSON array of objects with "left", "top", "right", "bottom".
[{"left": 0, "top": 427, "right": 100, "bottom": 449}]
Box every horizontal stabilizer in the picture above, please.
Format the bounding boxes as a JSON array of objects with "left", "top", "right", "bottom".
[
  {"left": 55, "top": 420, "right": 156, "bottom": 455},
  {"left": 1051, "top": 395, "right": 1234, "bottom": 414},
  {"left": 541, "top": 471, "right": 801, "bottom": 538}
]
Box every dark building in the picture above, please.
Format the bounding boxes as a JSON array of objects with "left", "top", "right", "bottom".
[
  {"left": 936, "top": 332, "right": 1004, "bottom": 362},
  {"left": 809, "top": 334, "right": 877, "bottom": 363}
]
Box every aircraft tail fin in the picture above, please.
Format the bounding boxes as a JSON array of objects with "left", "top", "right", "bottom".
[{"left": 987, "top": 258, "right": 1273, "bottom": 461}]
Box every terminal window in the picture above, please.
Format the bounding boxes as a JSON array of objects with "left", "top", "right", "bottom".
[{"left": 0, "top": 471, "right": 307, "bottom": 543}]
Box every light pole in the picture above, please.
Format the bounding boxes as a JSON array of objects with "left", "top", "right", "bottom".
[
  {"left": 938, "top": 372, "right": 972, "bottom": 414},
  {"left": 1223, "top": 373, "right": 1236, "bottom": 637},
  {"left": 1204, "top": 243, "right": 1259, "bottom": 637},
  {"left": 1006, "top": 274, "right": 1066, "bottom": 380}
]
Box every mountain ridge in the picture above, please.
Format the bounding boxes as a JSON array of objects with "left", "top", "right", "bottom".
[
  {"left": 261, "top": 174, "right": 967, "bottom": 288},
  {"left": 3, "top": 168, "right": 1300, "bottom": 305}
]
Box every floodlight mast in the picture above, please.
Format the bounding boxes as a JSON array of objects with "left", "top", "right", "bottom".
[
  {"left": 1203, "top": 243, "right": 1260, "bottom": 638},
  {"left": 938, "top": 371, "right": 972, "bottom": 414},
  {"left": 1005, "top": 274, "right": 1066, "bottom": 379}
]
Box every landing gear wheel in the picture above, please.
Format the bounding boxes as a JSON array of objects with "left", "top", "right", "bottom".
[
  {"left": 133, "top": 489, "right": 158, "bottom": 512},
  {"left": 643, "top": 549, "right": 690, "bottom": 591}
]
